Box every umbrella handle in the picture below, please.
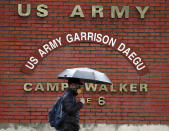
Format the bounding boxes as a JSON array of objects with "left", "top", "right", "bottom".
[
  {"left": 81, "top": 83, "right": 84, "bottom": 98},
  {"left": 83, "top": 88, "right": 84, "bottom": 98}
]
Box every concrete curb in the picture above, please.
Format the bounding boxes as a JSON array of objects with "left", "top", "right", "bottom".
[{"left": 0, "top": 123, "right": 169, "bottom": 131}]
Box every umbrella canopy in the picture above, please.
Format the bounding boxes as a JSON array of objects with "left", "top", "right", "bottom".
[{"left": 58, "top": 67, "right": 112, "bottom": 84}]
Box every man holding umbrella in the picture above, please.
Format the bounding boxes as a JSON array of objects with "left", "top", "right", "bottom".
[
  {"left": 57, "top": 67, "right": 112, "bottom": 131},
  {"left": 57, "top": 78, "right": 85, "bottom": 131}
]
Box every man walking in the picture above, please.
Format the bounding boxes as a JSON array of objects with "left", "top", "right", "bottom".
[{"left": 57, "top": 78, "right": 85, "bottom": 131}]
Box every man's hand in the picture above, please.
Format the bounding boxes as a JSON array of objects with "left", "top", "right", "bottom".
[{"left": 80, "top": 98, "right": 85, "bottom": 104}]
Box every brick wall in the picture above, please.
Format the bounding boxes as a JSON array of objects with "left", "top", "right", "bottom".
[{"left": 0, "top": 0, "right": 168, "bottom": 124}]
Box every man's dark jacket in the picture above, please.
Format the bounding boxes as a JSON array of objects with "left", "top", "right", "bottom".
[{"left": 57, "top": 87, "right": 83, "bottom": 131}]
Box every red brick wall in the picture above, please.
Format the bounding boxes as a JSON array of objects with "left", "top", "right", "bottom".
[{"left": 0, "top": 0, "right": 168, "bottom": 124}]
